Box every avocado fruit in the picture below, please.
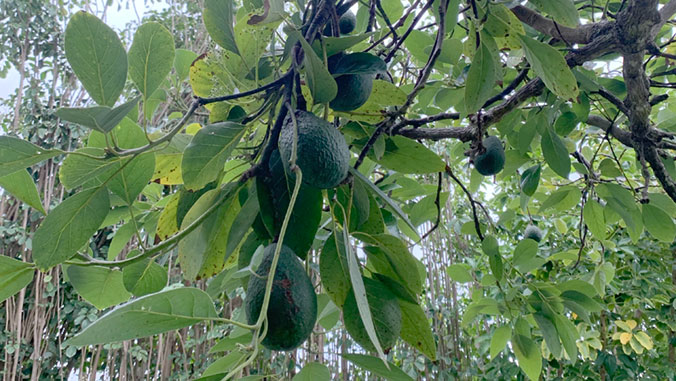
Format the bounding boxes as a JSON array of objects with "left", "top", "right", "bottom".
[
  {"left": 474, "top": 136, "right": 505, "bottom": 176},
  {"left": 330, "top": 73, "right": 374, "bottom": 112},
  {"left": 245, "top": 243, "right": 317, "bottom": 351},
  {"left": 339, "top": 11, "right": 357, "bottom": 34},
  {"left": 343, "top": 277, "right": 402, "bottom": 352},
  {"left": 278, "top": 110, "right": 350, "bottom": 189},
  {"left": 524, "top": 225, "right": 543, "bottom": 242}
]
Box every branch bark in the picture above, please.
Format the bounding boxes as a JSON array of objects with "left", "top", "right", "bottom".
[{"left": 510, "top": 5, "right": 597, "bottom": 44}]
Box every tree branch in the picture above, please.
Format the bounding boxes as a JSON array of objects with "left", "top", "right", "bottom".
[{"left": 510, "top": 5, "right": 597, "bottom": 44}]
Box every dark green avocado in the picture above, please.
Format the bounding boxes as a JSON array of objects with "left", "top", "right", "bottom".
[
  {"left": 278, "top": 110, "right": 350, "bottom": 189},
  {"left": 329, "top": 73, "right": 374, "bottom": 112},
  {"left": 474, "top": 136, "right": 505, "bottom": 176},
  {"left": 245, "top": 244, "right": 317, "bottom": 351},
  {"left": 339, "top": 11, "right": 357, "bottom": 34},
  {"left": 343, "top": 277, "right": 402, "bottom": 352}
]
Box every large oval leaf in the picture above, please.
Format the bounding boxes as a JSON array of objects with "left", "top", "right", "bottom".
[
  {"left": 66, "top": 287, "right": 217, "bottom": 346},
  {"left": 0, "top": 256, "right": 35, "bottom": 303},
  {"left": 67, "top": 265, "right": 131, "bottom": 310},
  {"left": 65, "top": 11, "right": 127, "bottom": 106},
  {"left": 129, "top": 22, "right": 176, "bottom": 98},
  {"left": 0, "top": 136, "right": 61, "bottom": 178},
  {"left": 518, "top": 34, "right": 578, "bottom": 101},
  {"left": 33, "top": 186, "right": 110, "bottom": 270},
  {"left": 182, "top": 122, "right": 247, "bottom": 190}
]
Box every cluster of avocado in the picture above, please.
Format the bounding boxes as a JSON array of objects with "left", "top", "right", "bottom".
[{"left": 244, "top": 109, "right": 353, "bottom": 350}]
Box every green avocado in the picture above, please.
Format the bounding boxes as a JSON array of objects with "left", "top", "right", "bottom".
[
  {"left": 474, "top": 136, "right": 505, "bottom": 176},
  {"left": 339, "top": 11, "right": 357, "bottom": 34},
  {"left": 343, "top": 277, "right": 402, "bottom": 352},
  {"left": 245, "top": 244, "right": 317, "bottom": 351},
  {"left": 524, "top": 225, "right": 543, "bottom": 242},
  {"left": 278, "top": 110, "right": 350, "bottom": 189},
  {"left": 329, "top": 73, "right": 374, "bottom": 112}
]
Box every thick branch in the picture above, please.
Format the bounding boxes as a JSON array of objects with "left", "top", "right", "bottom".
[{"left": 511, "top": 5, "right": 596, "bottom": 44}]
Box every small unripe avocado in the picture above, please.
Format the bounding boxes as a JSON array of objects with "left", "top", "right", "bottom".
[
  {"left": 343, "top": 277, "right": 402, "bottom": 352},
  {"left": 339, "top": 11, "right": 357, "bottom": 34},
  {"left": 278, "top": 110, "right": 350, "bottom": 189},
  {"left": 524, "top": 225, "right": 543, "bottom": 242},
  {"left": 245, "top": 244, "right": 317, "bottom": 351},
  {"left": 474, "top": 136, "right": 505, "bottom": 176}
]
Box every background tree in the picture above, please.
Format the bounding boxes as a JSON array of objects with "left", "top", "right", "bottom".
[{"left": 1, "top": 0, "right": 676, "bottom": 380}]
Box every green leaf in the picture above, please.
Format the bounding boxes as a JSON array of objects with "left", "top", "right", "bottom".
[
  {"left": 202, "top": 350, "right": 247, "bottom": 377},
  {"left": 225, "top": 185, "right": 260, "bottom": 258},
  {"left": 512, "top": 333, "right": 542, "bottom": 380},
  {"left": 178, "top": 185, "right": 242, "bottom": 280},
  {"left": 107, "top": 221, "right": 137, "bottom": 260},
  {"left": 203, "top": 0, "right": 239, "bottom": 54},
  {"left": 0, "top": 256, "right": 34, "bottom": 303},
  {"left": 354, "top": 233, "right": 423, "bottom": 294},
  {"left": 375, "top": 137, "right": 445, "bottom": 174},
  {"left": 0, "top": 170, "right": 46, "bottom": 214},
  {"left": 59, "top": 148, "right": 120, "bottom": 191},
  {"left": 520, "top": 165, "right": 541, "bottom": 196},
  {"left": 128, "top": 22, "right": 175, "bottom": 98},
  {"left": 122, "top": 259, "right": 168, "bottom": 297},
  {"left": 529, "top": 0, "right": 579, "bottom": 27},
  {"left": 293, "top": 362, "right": 331, "bottom": 381},
  {"left": 513, "top": 239, "right": 539, "bottom": 271},
  {"left": 596, "top": 183, "right": 643, "bottom": 241},
  {"left": 107, "top": 152, "right": 156, "bottom": 205},
  {"left": 0, "top": 136, "right": 61, "bottom": 178},
  {"left": 490, "top": 325, "right": 512, "bottom": 360},
  {"left": 539, "top": 186, "right": 581, "bottom": 214},
  {"left": 67, "top": 266, "right": 131, "bottom": 309},
  {"left": 174, "top": 49, "right": 198, "bottom": 81},
  {"left": 33, "top": 187, "right": 110, "bottom": 270},
  {"left": 66, "top": 287, "right": 217, "bottom": 346},
  {"left": 344, "top": 227, "right": 386, "bottom": 360},
  {"left": 554, "top": 314, "right": 579, "bottom": 362},
  {"left": 331, "top": 53, "right": 387, "bottom": 75},
  {"left": 181, "top": 122, "right": 247, "bottom": 190},
  {"left": 482, "top": 235, "right": 503, "bottom": 281},
  {"left": 65, "top": 11, "right": 127, "bottom": 106},
  {"left": 642, "top": 204, "right": 676, "bottom": 242},
  {"left": 446, "top": 263, "right": 473, "bottom": 283},
  {"left": 465, "top": 41, "right": 497, "bottom": 114},
  {"left": 296, "top": 33, "right": 338, "bottom": 104},
  {"left": 518, "top": 34, "right": 578, "bottom": 100},
  {"left": 398, "top": 300, "right": 437, "bottom": 360},
  {"left": 320, "top": 232, "right": 351, "bottom": 307},
  {"left": 342, "top": 354, "right": 414, "bottom": 381},
  {"left": 541, "top": 125, "right": 571, "bottom": 178},
  {"left": 583, "top": 200, "right": 607, "bottom": 239},
  {"left": 533, "top": 313, "right": 562, "bottom": 359},
  {"left": 350, "top": 167, "right": 417, "bottom": 234},
  {"left": 56, "top": 96, "right": 140, "bottom": 133},
  {"left": 311, "top": 33, "right": 374, "bottom": 57}
]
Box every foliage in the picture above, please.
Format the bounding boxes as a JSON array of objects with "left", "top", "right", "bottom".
[{"left": 2, "top": 0, "right": 676, "bottom": 380}]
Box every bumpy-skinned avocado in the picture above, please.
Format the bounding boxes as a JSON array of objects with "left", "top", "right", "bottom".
[
  {"left": 524, "top": 225, "right": 543, "bottom": 242},
  {"left": 474, "top": 136, "right": 505, "bottom": 176},
  {"left": 343, "top": 277, "right": 402, "bottom": 352},
  {"left": 278, "top": 110, "right": 350, "bottom": 189},
  {"left": 339, "top": 11, "right": 357, "bottom": 34},
  {"left": 245, "top": 244, "right": 317, "bottom": 351}
]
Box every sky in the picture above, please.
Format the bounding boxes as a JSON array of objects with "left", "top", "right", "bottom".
[{"left": 0, "top": 1, "right": 167, "bottom": 101}]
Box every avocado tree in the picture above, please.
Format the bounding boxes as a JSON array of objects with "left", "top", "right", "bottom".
[{"left": 2, "top": 0, "right": 676, "bottom": 379}]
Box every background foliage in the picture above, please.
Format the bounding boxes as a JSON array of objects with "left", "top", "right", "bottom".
[{"left": 1, "top": 0, "right": 676, "bottom": 380}]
